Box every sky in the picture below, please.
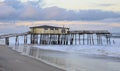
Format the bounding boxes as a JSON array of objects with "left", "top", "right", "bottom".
[{"left": 0, "top": 0, "right": 120, "bottom": 34}]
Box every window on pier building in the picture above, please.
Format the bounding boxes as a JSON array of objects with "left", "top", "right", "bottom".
[
  {"left": 50, "top": 28, "right": 54, "bottom": 30},
  {"left": 44, "top": 28, "right": 48, "bottom": 30},
  {"left": 55, "top": 28, "right": 58, "bottom": 30}
]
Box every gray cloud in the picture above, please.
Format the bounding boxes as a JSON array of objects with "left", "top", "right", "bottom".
[
  {"left": 0, "top": 4, "right": 16, "bottom": 20},
  {"left": 75, "top": 10, "right": 120, "bottom": 21},
  {"left": 4, "top": 0, "right": 23, "bottom": 8},
  {"left": 100, "top": 18, "right": 120, "bottom": 23},
  {"left": 0, "top": 0, "right": 120, "bottom": 34},
  {"left": 0, "top": 0, "right": 120, "bottom": 22}
]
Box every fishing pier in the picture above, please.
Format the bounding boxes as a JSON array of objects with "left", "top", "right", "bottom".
[{"left": 0, "top": 25, "right": 111, "bottom": 46}]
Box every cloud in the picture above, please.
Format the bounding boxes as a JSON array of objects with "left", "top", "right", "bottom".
[
  {"left": 75, "top": 10, "right": 120, "bottom": 21},
  {"left": 100, "top": 18, "right": 120, "bottom": 23},
  {"left": 4, "top": 0, "right": 23, "bottom": 8},
  {"left": 0, "top": 0, "right": 120, "bottom": 22},
  {"left": 0, "top": 0, "right": 120, "bottom": 34},
  {"left": 18, "top": 3, "right": 40, "bottom": 20},
  {"left": 37, "top": 7, "right": 120, "bottom": 21},
  {"left": 0, "top": 4, "right": 16, "bottom": 19}
]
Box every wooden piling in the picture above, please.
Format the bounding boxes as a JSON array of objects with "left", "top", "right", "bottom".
[
  {"left": 87, "top": 34, "right": 89, "bottom": 45},
  {"left": 24, "top": 35, "right": 27, "bottom": 44},
  {"left": 39, "top": 34, "right": 41, "bottom": 44},
  {"left": 58, "top": 34, "right": 60, "bottom": 45},
  {"left": 70, "top": 34, "right": 73, "bottom": 45},
  {"left": 5, "top": 37, "right": 9, "bottom": 45},
  {"left": 79, "top": 34, "right": 81, "bottom": 45},
  {"left": 91, "top": 34, "right": 94, "bottom": 45},
  {"left": 75, "top": 34, "right": 77, "bottom": 45},
  {"left": 15, "top": 36, "right": 19, "bottom": 46},
  {"left": 83, "top": 34, "right": 85, "bottom": 45},
  {"left": 89, "top": 34, "right": 92, "bottom": 45}
]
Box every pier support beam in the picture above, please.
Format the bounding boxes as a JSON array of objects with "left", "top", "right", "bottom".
[
  {"left": 91, "top": 34, "right": 94, "bottom": 45},
  {"left": 15, "top": 36, "right": 19, "bottom": 46},
  {"left": 24, "top": 35, "right": 27, "bottom": 44},
  {"left": 75, "top": 34, "right": 77, "bottom": 45},
  {"left": 87, "top": 34, "right": 89, "bottom": 45},
  {"left": 30, "top": 34, "right": 33, "bottom": 44},
  {"left": 34, "top": 35, "right": 38, "bottom": 44},
  {"left": 106, "top": 34, "right": 111, "bottom": 45},
  {"left": 83, "top": 34, "right": 85, "bottom": 45},
  {"left": 97, "top": 34, "right": 100, "bottom": 45},
  {"left": 70, "top": 34, "right": 73, "bottom": 45},
  {"left": 79, "top": 34, "right": 81, "bottom": 45},
  {"left": 5, "top": 37, "right": 9, "bottom": 45}
]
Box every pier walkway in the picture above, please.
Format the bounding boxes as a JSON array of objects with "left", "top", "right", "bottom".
[{"left": 0, "top": 45, "right": 64, "bottom": 71}]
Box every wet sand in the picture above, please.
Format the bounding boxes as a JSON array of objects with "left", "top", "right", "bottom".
[{"left": 0, "top": 45, "right": 64, "bottom": 71}]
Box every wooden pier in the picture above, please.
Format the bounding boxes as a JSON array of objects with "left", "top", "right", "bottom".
[
  {"left": 0, "top": 30, "right": 111, "bottom": 46},
  {"left": 0, "top": 25, "right": 111, "bottom": 46},
  {"left": 0, "top": 32, "right": 29, "bottom": 45},
  {"left": 35, "top": 31, "right": 110, "bottom": 45}
]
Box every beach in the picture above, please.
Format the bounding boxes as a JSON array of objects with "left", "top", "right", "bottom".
[{"left": 0, "top": 45, "right": 64, "bottom": 71}]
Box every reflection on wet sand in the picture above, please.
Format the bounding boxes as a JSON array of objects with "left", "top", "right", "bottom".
[{"left": 10, "top": 45, "right": 120, "bottom": 71}]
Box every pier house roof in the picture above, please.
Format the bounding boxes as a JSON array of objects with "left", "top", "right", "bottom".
[{"left": 30, "top": 25, "right": 69, "bottom": 29}]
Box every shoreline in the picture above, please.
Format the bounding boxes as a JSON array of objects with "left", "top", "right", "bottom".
[{"left": 0, "top": 45, "right": 64, "bottom": 71}]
